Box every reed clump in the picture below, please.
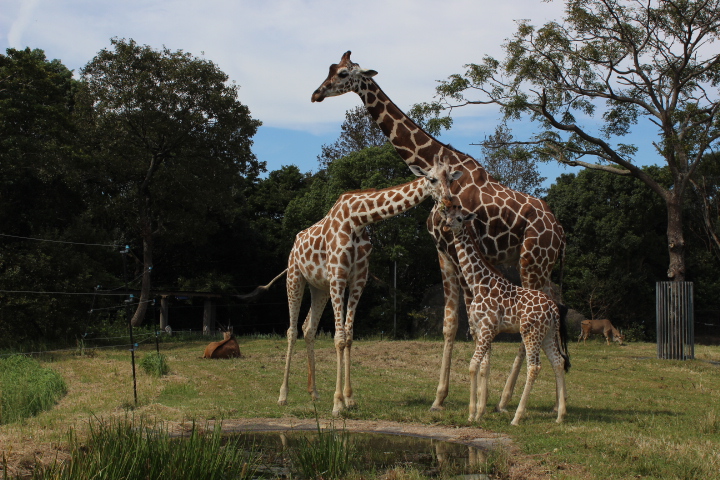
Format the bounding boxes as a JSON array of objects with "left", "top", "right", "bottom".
[
  {"left": 139, "top": 351, "right": 169, "bottom": 377},
  {"left": 19, "top": 416, "right": 257, "bottom": 480},
  {"left": 0, "top": 355, "right": 66, "bottom": 425}
]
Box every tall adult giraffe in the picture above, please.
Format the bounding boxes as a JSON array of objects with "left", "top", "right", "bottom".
[
  {"left": 312, "top": 51, "right": 566, "bottom": 411},
  {"left": 278, "top": 159, "right": 460, "bottom": 416}
]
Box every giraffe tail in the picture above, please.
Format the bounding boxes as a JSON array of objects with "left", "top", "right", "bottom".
[
  {"left": 236, "top": 269, "right": 288, "bottom": 301},
  {"left": 557, "top": 303, "right": 571, "bottom": 372}
]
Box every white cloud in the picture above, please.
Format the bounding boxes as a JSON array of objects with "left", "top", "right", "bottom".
[{"left": 0, "top": 0, "right": 566, "bottom": 131}]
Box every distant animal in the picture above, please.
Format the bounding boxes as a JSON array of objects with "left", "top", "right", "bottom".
[
  {"left": 578, "top": 319, "right": 624, "bottom": 345},
  {"left": 203, "top": 329, "right": 241, "bottom": 358}
]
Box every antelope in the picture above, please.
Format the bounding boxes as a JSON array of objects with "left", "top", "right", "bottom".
[
  {"left": 203, "top": 328, "right": 241, "bottom": 358},
  {"left": 578, "top": 319, "right": 624, "bottom": 345}
]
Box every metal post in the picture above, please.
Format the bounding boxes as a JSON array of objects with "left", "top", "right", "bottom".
[
  {"left": 393, "top": 260, "right": 397, "bottom": 338},
  {"left": 122, "top": 246, "right": 138, "bottom": 405}
]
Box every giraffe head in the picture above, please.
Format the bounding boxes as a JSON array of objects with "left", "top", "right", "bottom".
[
  {"left": 312, "top": 51, "right": 378, "bottom": 102},
  {"left": 442, "top": 205, "right": 476, "bottom": 236},
  {"left": 409, "top": 155, "right": 463, "bottom": 204}
]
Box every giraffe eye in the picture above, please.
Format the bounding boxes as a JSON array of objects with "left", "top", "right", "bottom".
[{"left": 338, "top": 70, "right": 349, "bottom": 79}]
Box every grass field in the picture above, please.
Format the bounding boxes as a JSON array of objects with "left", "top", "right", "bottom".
[{"left": 1, "top": 335, "right": 719, "bottom": 479}]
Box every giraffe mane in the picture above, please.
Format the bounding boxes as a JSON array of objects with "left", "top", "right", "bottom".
[{"left": 366, "top": 78, "right": 473, "bottom": 159}]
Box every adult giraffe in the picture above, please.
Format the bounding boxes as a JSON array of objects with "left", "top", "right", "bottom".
[
  {"left": 312, "top": 51, "right": 566, "bottom": 412},
  {"left": 278, "top": 160, "right": 460, "bottom": 416}
]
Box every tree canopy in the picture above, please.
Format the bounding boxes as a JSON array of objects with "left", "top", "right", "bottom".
[
  {"left": 75, "top": 38, "right": 262, "bottom": 325},
  {"left": 415, "top": 0, "right": 720, "bottom": 283}
]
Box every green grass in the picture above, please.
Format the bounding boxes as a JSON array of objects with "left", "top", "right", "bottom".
[
  {"left": 0, "top": 355, "right": 67, "bottom": 425},
  {"left": 139, "top": 351, "right": 169, "bottom": 377},
  {"left": 1, "top": 337, "right": 719, "bottom": 479},
  {"left": 13, "top": 416, "right": 258, "bottom": 480}
]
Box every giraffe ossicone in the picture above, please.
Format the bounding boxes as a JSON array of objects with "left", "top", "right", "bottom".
[
  {"left": 277, "top": 158, "right": 460, "bottom": 416},
  {"left": 442, "top": 205, "right": 570, "bottom": 425},
  {"left": 313, "top": 51, "right": 567, "bottom": 412}
]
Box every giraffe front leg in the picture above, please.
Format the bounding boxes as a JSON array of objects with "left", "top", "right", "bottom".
[
  {"left": 332, "top": 331, "right": 346, "bottom": 416},
  {"left": 431, "top": 252, "right": 461, "bottom": 411},
  {"left": 476, "top": 348, "right": 491, "bottom": 420},
  {"left": 342, "top": 343, "right": 354, "bottom": 408}
]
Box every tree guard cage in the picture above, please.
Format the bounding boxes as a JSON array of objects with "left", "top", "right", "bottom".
[{"left": 656, "top": 281, "right": 694, "bottom": 360}]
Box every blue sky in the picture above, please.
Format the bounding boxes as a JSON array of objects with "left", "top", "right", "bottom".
[{"left": 1, "top": 0, "right": 669, "bottom": 187}]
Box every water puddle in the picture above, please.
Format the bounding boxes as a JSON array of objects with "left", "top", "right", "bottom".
[{"left": 227, "top": 429, "right": 491, "bottom": 479}]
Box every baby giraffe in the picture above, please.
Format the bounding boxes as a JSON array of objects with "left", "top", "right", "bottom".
[
  {"left": 279, "top": 158, "right": 461, "bottom": 416},
  {"left": 441, "top": 205, "right": 570, "bottom": 425}
]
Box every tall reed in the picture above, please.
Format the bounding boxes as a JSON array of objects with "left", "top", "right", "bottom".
[
  {"left": 0, "top": 355, "right": 66, "bottom": 425},
  {"left": 292, "top": 416, "right": 354, "bottom": 480},
  {"left": 26, "top": 416, "right": 258, "bottom": 480}
]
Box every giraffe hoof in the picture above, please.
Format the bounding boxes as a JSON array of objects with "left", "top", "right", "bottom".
[
  {"left": 429, "top": 405, "right": 445, "bottom": 412},
  {"left": 277, "top": 400, "right": 287, "bottom": 406}
]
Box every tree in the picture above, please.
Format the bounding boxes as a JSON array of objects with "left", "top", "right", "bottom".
[
  {"left": 545, "top": 167, "right": 668, "bottom": 326},
  {"left": 0, "top": 48, "right": 117, "bottom": 344},
  {"left": 317, "top": 106, "right": 387, "bottom": 168},
  {"left": 76, "top": 38, "right": 262, "bottom": 326},
  {"left": 480, "top": 124, "right": 547, "bottom": 196},
  {"left": 415, "top": 0, "right": 720, "bottom": 283}
]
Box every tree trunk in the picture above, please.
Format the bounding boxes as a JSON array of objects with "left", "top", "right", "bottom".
[
  {"left": 131, "top": 218, "right": 153, "bottom": 327},
  {"left": 666, "top": 190, "right": 686, "bottom": 282}
]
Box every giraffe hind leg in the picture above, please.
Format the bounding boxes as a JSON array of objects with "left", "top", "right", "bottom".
[
  {"left": 278, "top": 272, "right": 306, "bottom": 406},
  {"left": 304, "top": 286, "right": 329, "bottom": 402}
]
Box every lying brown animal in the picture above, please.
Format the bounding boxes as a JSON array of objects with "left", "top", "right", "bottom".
[{"left": 203, "top": 330, "right": 241, "bottom": 359}]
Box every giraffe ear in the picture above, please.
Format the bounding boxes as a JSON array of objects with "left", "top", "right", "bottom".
[
  {"left": 464, "top": 213, "right": 477, "bottom": 223},
  {"left": 449, "top": 170, "right": 463, "bottom": 182},
  {"left": 361, "top": 69, "right": 378, "bottom": 77},
  {"left": 408, "top": 165, "right": 428, "bottom": 177}
]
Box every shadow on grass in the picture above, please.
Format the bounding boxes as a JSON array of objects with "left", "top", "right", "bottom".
[{"left": 566, "top": 405, "right": 676, "bottom": 423}]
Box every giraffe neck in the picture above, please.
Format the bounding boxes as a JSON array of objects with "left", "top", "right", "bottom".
[
  {"left": 357, "top": 79, "right": 439, "bottom": 171},
  {"left": 452, "top": 226, "right": 504, "bottom": 297},
  {"left": 351, "top": 176, "right": 433, "bottom": 227}
]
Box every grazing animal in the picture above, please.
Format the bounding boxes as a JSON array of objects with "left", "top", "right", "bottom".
[
  {"left": 312, "top": 51, "right": 566, "bottom": 412},
  {"left": 203, "top": 329, "right": 241, "bottom": 359},
  {"left": 578, "top": 319, "right": 624, "bottom": 345},
  {"left": 277, "top": 160, "right": 459, "bottom": 416},
  {"left": 442, "top": 205, "right": 570, "bottom": 425}
]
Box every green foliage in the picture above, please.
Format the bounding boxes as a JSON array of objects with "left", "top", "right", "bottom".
[
  {"left": 546, "top": 167, "right": 668, "bottom": 325},
  {"left": 139, "top": 352, "right": 169, "bottom": 377},
  {"left": 75, "top": 37, "right": 263, "bottom": 325},
  {"left": 0, "top": 355, "right": 66, "bottom": 425},
  {"left": 24, "top": 417, "right": 258, "bottom": 480},
  {"left": 417, "top": 0, "right": 720, "bottom": 282}
]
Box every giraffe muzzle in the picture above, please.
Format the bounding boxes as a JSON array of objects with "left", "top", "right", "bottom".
[{"left": 311, "top": 89, "right": 325, "bottom": 102}]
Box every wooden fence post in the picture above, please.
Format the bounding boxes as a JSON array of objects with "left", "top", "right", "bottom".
[{"left": 203, "top": 299, "right": 216, "bottom": 335}]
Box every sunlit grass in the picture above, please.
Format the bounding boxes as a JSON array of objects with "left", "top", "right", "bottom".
[{"left": 0, "top": 337, "right": 718, "bottom": 479}]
